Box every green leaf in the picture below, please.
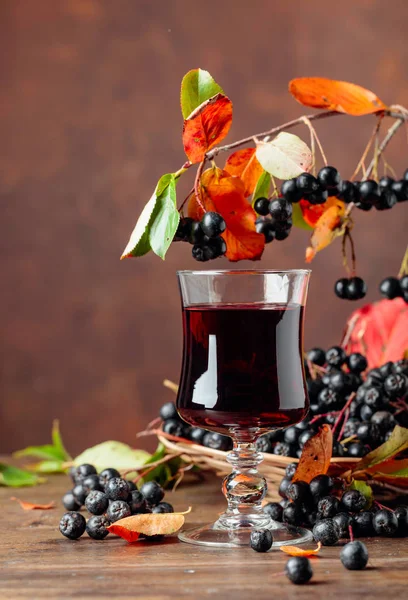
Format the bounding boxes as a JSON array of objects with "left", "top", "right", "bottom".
[
  {"left": 180, "top": 69, "right": 223, "bottom": 119},
  {"left": 73, "top": 441, "right": 150, "bottom": 473},
  {"left": 256, "top": 132, "right": 312, "bottom": 180},
  {"left": 149, "top": 176, "right": 179, "bottom": 260},
  {"left": 0, "top": 464, "right": 44, "bottom": 487},
  {"left": 354, "top": 425, "right": 408, "bottom": 472},
  {"left": 52, "top": 420, "right": 71, "bottom": 461},
  {"left": 292, "top": 202, "right": 313, "bottom": 231},
  {"left": 252, "top": 171, "right": 271, "bottom": 206},
  {"left": 27, "top": 460, "right": 66, "bottom": 474},
  {"left": 349, "top": 479, "right": 373, "bottom": 509},
  {"left": 380, "top": 467, "right": 408, "bottom": 477},
  {"left": 14, "top": 444, "right": 64, "bottom": 461},
  {"left": 121, "top": 174, "right": 178, "bottom": 260}
]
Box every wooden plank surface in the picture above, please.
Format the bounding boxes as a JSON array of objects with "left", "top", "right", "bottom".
[{"left": 0, "top": 473, "right": 407, "bottom": 599}]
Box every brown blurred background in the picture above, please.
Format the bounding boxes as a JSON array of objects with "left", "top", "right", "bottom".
[{"left": 1, "top": 0, "right": 407, "bottom": 454}]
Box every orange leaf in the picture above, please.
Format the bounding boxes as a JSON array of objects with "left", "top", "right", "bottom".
[
  {"left": 289, "top": 77, "right": 387, "bottom": 116},
  {"left": 292, "top": 425, "right": 333, "bottom": 483},
  {"left": 342, "top": 298, "right": 408, "bottom": 369},
  {"left": 182, "top": 94, "right": 232, "bottom": 164},
  {"left": 10, "top": 497, "right": 55, "bottom": 510},
  {"left": 280, "top": 542, "right": 322, "bottom": 557},
  {"left": 188, "top": 167, "right": 265, "bottom": 262},
  {"left": 305, "top": 198, "right": 346, "bottom": 262},
  {"left": 107, "top": 513, "right": 185, "bottom": 543},
  {"left": 224, "top": 148, "right": 263, "bottom": 197}
]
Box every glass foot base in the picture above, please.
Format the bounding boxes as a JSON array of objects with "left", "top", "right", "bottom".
[{"left": 178, "top": 520, "right": 313, "bottom": 548}]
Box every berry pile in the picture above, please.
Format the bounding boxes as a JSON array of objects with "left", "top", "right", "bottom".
[
  {"left": 159, "top": 354, "right": 408, "bottom": 460},
  {"left": 59, "top": 463, "right": 171, "bottom": 541},
  {"left": 174, "top": 211, "right": 227, "bottom": 262},
  {"left": 380, "top": 275, "right": 408, "bottom": 303},
  {"left": 263, "top": 471, "right": 408, "bottom": 544}
]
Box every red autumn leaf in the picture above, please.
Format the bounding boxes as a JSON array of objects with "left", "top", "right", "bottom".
[
  {"left": 224, "top": 148, "right": 264, "bottom": 197},
  {"left": 188, "top": 167, "right": 265, "bottom": 262},
  {"left": 182, "top": 94, "right": 233, "bottom": 164},
  {"left": 289, "top": 77, "right": 387, "bottom": 116},
  {"left": 107, "top": 513, "right": 185, "bottom": 543},
  {"left": 299, "top": 198, "right": 327, "bottom": 228},
  {"left": 292, "top": 425, "right": 333, "bottom": 483},
  {"left": 305, "top": 197, "right": 347, "bottom": 262},
  {"left": 10, "top": 497, "right": 55, "bottom": 510},
  {"left": 342, "top": 298, "right": 408, "bottom": 369},
  {"left": 280, "top": 542, "right": 322, "bottom": 557}
]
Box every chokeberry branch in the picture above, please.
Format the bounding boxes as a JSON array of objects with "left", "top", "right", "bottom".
[
  {"left": 398, "top": 244, "right": 408, "bottom": 278},
  {"left": 366, "top": 117, "right": 406, "bottom": 178}
]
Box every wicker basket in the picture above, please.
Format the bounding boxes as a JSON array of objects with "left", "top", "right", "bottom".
[{"left": 159, "top": 434, "right": 358, "bottom": 502}]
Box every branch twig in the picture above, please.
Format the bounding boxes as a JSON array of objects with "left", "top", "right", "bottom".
[{"left": 366, "top": 118, "right": 405, "bottom": 178}]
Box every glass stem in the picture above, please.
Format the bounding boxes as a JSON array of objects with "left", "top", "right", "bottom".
[{"left": 217, "top": 437, "right": 271, "bottom": 530}]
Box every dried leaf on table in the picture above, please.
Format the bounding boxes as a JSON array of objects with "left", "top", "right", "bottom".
[
  {"left": 107, "top": 513, "right": 185, "bottom": 543},
  {"left": 10, "top": 497, "right": 55, "bottom": 511},
  {"left": 280, "top": 542, "right": 322, "bottom": 557}
]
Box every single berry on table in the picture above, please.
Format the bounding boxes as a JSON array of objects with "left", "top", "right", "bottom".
[
  {"left": 372, "top": 509, "right": 398, "bottom": 536},
  {"left": 340, "top": 541, "right": 369, "bottom": 570},
  {"left": 106, "top": 500, "right": 132, "bottom": 523},
  {"left": 105, "top": 478, "right": 130, "bottom": 502},
  {"left": 152, "top": 502, "right": 174, "bottom": 514},
  {"left": 86, "top": 515, "right": 111, "bottom": 540},
  {"left": 333, "top": 512, "right": 353, "bottom": 538},
  {"left": 62, "top": 491, "right": 81, "bottom": 512},
  {"left": 253, "top": 197, "right": 270, "bottom": 216},
  {"left": 99, "top": 468, "right": 121, "bottom": 488},
  {"left": 85, "top": 490, "right": 109, "bottom": 516},
  {"left": 128, "top": 490, "right": 147, "bottom": 514},
  {"left": 200, "top": 212, "right": 226, "bottom": 238},
  {"left": 263, "top": 502, "right": 283, "bottom": 521},
  {"left": 379, "top": 277, "right": 402, "bottom": 300},
  {"left": 140, "top": 481, "right": 165, "bottom": 506},
  {"left": 59, "top": 512, "right": 86, "bottom": 540},
  {"left": 352, "top": 511, "right": 374, "bottom": 537},
  {"left": 285, "top": 557, "right": 313, "bottom": 585},
  {"left": 250, "top": 529, "right": 273, "bottom": 552},
  {"left": 341, "top": 490, "right": 367, "bottom": 513}
]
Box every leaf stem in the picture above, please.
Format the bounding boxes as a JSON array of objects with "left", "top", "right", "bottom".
[
  {"left": 398, "top": 244, "right": 408, "bottom": 278},
  {"left": 194, "top": 159, "right": 206, "bottom": 212}
]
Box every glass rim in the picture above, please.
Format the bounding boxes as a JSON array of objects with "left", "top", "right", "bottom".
[{"left": 177, "top": 269, "right": 311, "bottom": 276}]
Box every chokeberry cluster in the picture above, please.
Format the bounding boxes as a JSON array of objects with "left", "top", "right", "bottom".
[
  {"left": 263, "top": 470, "right": 408, "bottom": 547},
  {"left": 254, "top": 196, "right": 293, "bottom": 243},
  {"left": 334, "top": 277, "right": 367, "bottom": 301},
  {"left": 379, "top": 275, "right": 408, "bottom": 304},
  {"left": 174, "top": 211, "right": 227, "bottom": 262},
  {"left": 59, "top": 463, "right": 172, "bottom": 541}
]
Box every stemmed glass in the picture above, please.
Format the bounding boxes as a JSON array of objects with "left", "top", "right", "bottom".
[{"left": 176, "top": 270, "right": 313, "bottom": 548}]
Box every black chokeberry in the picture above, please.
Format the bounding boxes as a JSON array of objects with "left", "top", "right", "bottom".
[
  {"left": 338, "top": 180, "right": 358, "bottom": 203},
  {"left": 273, "top": 441, "right": 293, "bottom": 456},
  {"left": 274, "top": 229, "right": 290, "bottom": 241},
  {"left": 189, "top": 427, "right": 207, "bottom": 444},
  {"left": 326, "top": 346, "right": 347, "bottom": 368},
  {"left": 104, "top": 478, "right": 130, "bottom": 502},
  {"left": 99, "top": 468, "right": 121, "bottom": 488},
  {"left": 128, "top": 490, "right": 147, "bottom": 514},
  {"left": 334, "top": 278, "right": 349, "bottom": 299},
  {"left": 377, "top": 188, "right": 398, "bottom": 210},
  {"left": 200, "top": 212, "right": 226, "bottom": 238},
  {"left": 379, "top": 176, "right": 394, "bottom": 189},
  {"left": 329, "top": 371, "right": 353, "bottom": 396},
  {"left": 384, "top": 373, "right": 408, "bottom": 399},
  {"left": 85, "top": 490, "right": 109, "bottom": 516},
  {"left": 188, "top": 221, "right": 206, "bottom": 245},
  {"left": 285, "top": 557, "right": 313, "bottom": 585},
  {"left": 363, "top": 386, "right": 384, "bottom": 410},
  {"left": 347, "top": 353, "right": 368, "bottom": 374},
  {"left": 255, "top": 220, "right": 275, "bottom": 243},
  {"left": 162, "top": 418, "right": 185, "bottom": 437},
  {"left": 347, "top": 442, "right": 367, "bottom": 457},
  {"left": 371, "top": 410, "right": 396, "bottom": 433},
  {"left": 263, "top": 502, "right": 283, "bottom": 521},
  {"left": 333, "top": 512, "right": 353, "bottom": 538},
  {"left": 73, "top": 464, "right": 97, "bottom": 483},
  {"left": 82, "top": 474, "right": 103, "bottom": 494},
  {"left": 283, "top": 503, "right": 303, "bottom": 525},
  {"left": 379, "top": 276, "right": 402, "bottom": 300},
  {"left": 86, "top": 515, "right": 111, "bottom": 540},
  {"left": 250, "top": 529, "right": 273, "bottom": 552},
  {"left": 106, "top": 500, "right": 131, "bottom": 523},
  {"left": 255, "top": 436, "right": 273, "bottom": 453},
  {"left": 395, "top": 505, "right": 408, "bottom": 536},
  {"left": 309, "top": 474, "right": 334, "bottom": 499},
  {"left": 392, "top": 180, "right": 408, "bottom": 202},
  {"left": 159, "top": 402, "right": 178, "bottom": 421},
  {"left": 318, "top": 387, "right": 340, "bottom": 410},
  {"left": 400, "top": 276, "right": 408, "bottom": 295},
  {"left": 140, "top": 481, "right": 165, "bottom": 506},
  {"left": 340, "top": 541, "right": 369, "bottom": 570},
  {"left": 72, "top": 484, "right": 87, "bottom": 506},
  {"left": 352, "top": 511, "right": 374, "bottom": 537},
  {"left": 285, "top": 462, "right": 298, "bottom": 479},
  {"left": 174, "top": 217, "right": 194, "bottom": 242},
  {"left": 59, "top": 511, "right": 86, "bottom": 540},
  {"left": 278, "top": 477, "right": 292, "bottom": 498},
  {"left": 359, "top": 180, "right": 379, "bottom": 203},
  {"left": 281, "top": 178, "right": 301, "bottom": 202},
  {"left": 372, "top": 509, "right": 398, "bottom": 536},
  {"left": 202, "top": 432, "right": 232, "bottom": 451},
  {"left": 62, "top": 491, "right": 81, "bottom": 512},
  {"left": 313, "top": 518, "right": 339, "bottom": 546},
  {"left": 347, "top": 277, "right": 367, "bottom": 300},
  {"left": 298, "top": 430, "right": 316, "bottom": 448},
  {"left": 332, "top": 441, "right": 345, "bottom": 457},
  {"left": 152, "top": 502, "right": 174, "bottom": 514},
  {"left": 269, "top": 197, "right": 293, "bottom": 221},
  {"left": 318, "top": 166, "right": 341, "bottom": 189},
  {"left": 296, "top": 173, "right": 319, "bottom": 194},
  {"left": 343, "top": 418, "right": 362, "bottom": 438},
  {"left": 341, "top": 490, "right": 367, "bottom": 512},
  {"left": 283, "top": 427, "right": 301, "bottom": 445},
  {"left": 192, "top": 244, "right": 209, "bottom": 262},
  {"left": 307, "top": 348, "right": 326, "bottom": 366},
  {"left": 357, "top": 422, "right": 382, "bottom": 445},
  {"left": 253, "top": 197, "right": 270, "bottom": 216},
  {"left": 306, "top": 190, "right": 328, "bottom": 205},
  {"left": 286, "top": 481, "right": 310, "bottom": 503},
  {"left": 317, "top": 496, "right": 340, "bottom": 518}
]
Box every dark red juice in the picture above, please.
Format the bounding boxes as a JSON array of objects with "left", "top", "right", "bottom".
[{"left": 177, "top": 303, "right": 309, "bottom": 435}]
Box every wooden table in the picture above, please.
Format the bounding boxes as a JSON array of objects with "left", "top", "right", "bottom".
[{"left": 0, "top": 473, "right": 407, "bottom": 599}]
